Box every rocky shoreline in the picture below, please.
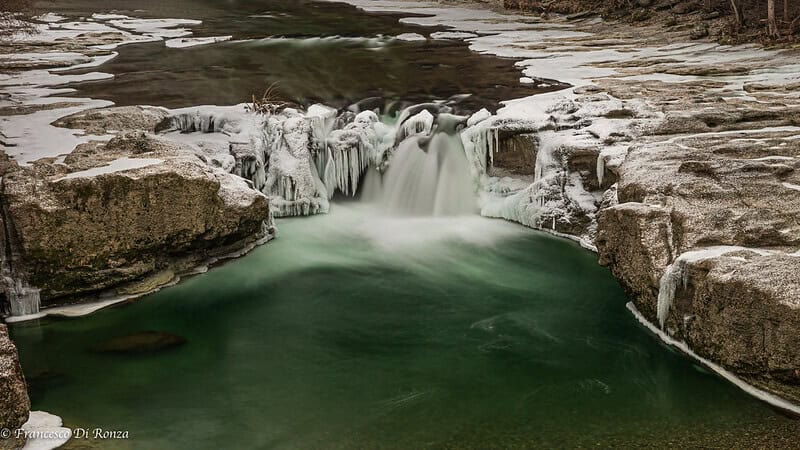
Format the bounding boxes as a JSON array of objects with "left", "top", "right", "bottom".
[{"left": 1, "top": 1, "right": 799, "bottom": 447}]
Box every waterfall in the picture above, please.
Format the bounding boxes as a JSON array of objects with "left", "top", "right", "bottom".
[
  {"left": 366, "top": 129, "right": 476, "bottom": 216},
  {"left": 0, "top": 177, "right": 41, "bottom": 316},
  {"left": 163, "top": 101, "right": 479, "bottom": 218},
  {"left": 4, "top": 277, "right": 40, "bottom": 316}
]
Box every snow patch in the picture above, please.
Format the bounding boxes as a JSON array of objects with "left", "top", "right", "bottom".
[
  {"left": 395, "top": 32, "right": 426, "bottom": 41},
  {"left": 781, "top": 182, "right": 800, "bottom": 192},
  {"left": 656, "top": 246, "right": 775, "bottom": 329},
  {"left": 21, "top": 411, "right": 72, "bottom": 450},
  {"left": 56, "top": 157, "right": 163, "bottom": 180}
]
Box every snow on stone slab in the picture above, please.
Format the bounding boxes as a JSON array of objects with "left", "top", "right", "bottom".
[
  {"left": 107, "top": 18, "right": 201, "bottom": 39},
  {"left": 36, "top": 13, "right": 67, "bottom": 23},
  {"left": 3, "top": 51, "right": 94, "bottom": 68},
  {"left": 0, "top": 96, "right": 114, "bottom": 164},
  {"left": 656, "top": 246, "right": 776, "bottom": 329},
  {"left": 165, "top": 35, "right": 233, "bottom": 48},
  {"left": 48, "top": 20, "right": 118, "bottom": 33},
  {"left": 91, "top": 13, "right": 132, "bottom": 20},
  {"left": 395, "top": 33, "right": 426, "bottom": 41},
  {"left": 430, "top": 31, "right": 478, "bottom": 40},
  {"left": 57, "top": 157, "right": 164, "bottom": 180},
  {"left": 20, "top": 411, "right": 72, "bottom": 450},
  {"left": 627, "top": 302, "right": 800, "bottom": 416},
  {"left": 51, "top": 52, "right": 120, "bottom": 72},
  {"left": 466, "top": 108, "right": 491, "bottom": 127}
]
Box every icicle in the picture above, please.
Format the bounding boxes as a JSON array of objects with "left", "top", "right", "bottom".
[
  {"left": 597, "top": 153, "right": 605, "bottom": 187},
  {"left": 656, "top": 261, "right": 682, "bottom": 329},
  {"left": 4, "top": 277, "right": 40, "bottom": 316},
  {"left": 395, "top": 110, "right": 434, "bottom": 144},
  {"left": 655, "top": 246, "right": 771, "bottom": 330},
  {"left": 493, "top": 128, "right": 499, "bottom": 163},
  {"left": 487, "top": 127, "right": 495, "bottom": 169}
]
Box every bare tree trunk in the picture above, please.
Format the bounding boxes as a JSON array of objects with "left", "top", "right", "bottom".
[
  {"left": 768, "top": 0, "right": 779, "bottom": 36},
  {"left": 730, "top": 0, "right": 743, "bottom": 27},
  {"left": 784, "top": 0, "right": 790, "bottom": 21}
]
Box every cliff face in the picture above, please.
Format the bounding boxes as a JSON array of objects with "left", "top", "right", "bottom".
[
  {"left": 595, "top": 123, "right": 800, "bottom": 403},
  {"left": 0, "top": 324, "right": 29, "bottom": 450},
  {"left": 0, "top": 126, "right": 274, "bottom": 310}
]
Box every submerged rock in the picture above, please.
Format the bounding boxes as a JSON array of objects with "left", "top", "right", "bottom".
[
  {"left": 92, "top": 331, "right": 187, "bottom": 354},
  {"left": 0, "top": 324, "right": 29, "bottom": 450}
]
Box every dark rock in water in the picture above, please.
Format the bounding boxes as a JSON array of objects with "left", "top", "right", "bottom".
[
  {"left": 92, "top": 331, "right": 187, "bottom": 354},
  {"left": 25, "top": 369, "right": 65, "bottom": 387},
  {"left": 25, "top": 370, "right": 69, "bottom": 405},
  {"left": 348, "top": 96, "right": 384, "bottom": 114}
]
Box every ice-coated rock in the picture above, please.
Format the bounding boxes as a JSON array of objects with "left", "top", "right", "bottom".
[{"left": 0, "top": 131, "right": 274, "bottom": 310}]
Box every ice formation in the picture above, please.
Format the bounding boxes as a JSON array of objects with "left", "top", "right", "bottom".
[
  {"left": 3, "top": 278, "right": 41, "bottom": 317},
  {"left": 155, "top": 100, "right": 487, "bottom": 218},
  {"left": 628, "top": 302, "right": 800, "bottom": 416},
  {"left": 656, "top": 246, "right": 775, "bottom": 329},
  {"left": 149, "top": 89, "right": 618, "bottom": 230},
  {"left": 20, "top": 411, "right": 72, "bottom": 450}
]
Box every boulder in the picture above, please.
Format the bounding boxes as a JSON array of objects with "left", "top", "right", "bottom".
[
  {"left": 52, "top": 106, "right": 170, "bottom": 136},
  {"left": 0, "top": 131, "right": 274, "bottom": 309},
  {"left": 0, "top": 324, "right": 29, "bottom": 450},
  {"left": 597, "top": 125, "right": 800, "bottom": 403}
]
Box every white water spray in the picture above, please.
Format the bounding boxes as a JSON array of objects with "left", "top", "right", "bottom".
[{"left": 365, "top": 125, "right": 476, "bottom": 216}]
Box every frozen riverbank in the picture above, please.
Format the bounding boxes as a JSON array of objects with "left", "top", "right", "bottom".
[{"left": 0, "top": 1, "right": 798, "bottom": 444}]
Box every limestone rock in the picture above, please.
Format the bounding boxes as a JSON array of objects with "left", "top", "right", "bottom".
[
  {"left": 596, "top": 122, "right": 800, "bottom": 403},
  {"left": 53, "top": 106, "right": 170, "bottom": 136},
  {"left": 0, "top": 131, "right": 274, "bottom": 308},
  {"left": 0, "top": 324, "right": 29, "bottom": 450}
]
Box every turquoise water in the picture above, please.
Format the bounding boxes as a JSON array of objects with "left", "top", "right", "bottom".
[{"left": 10, "top": 205, "right": 798, "bottom": 448}]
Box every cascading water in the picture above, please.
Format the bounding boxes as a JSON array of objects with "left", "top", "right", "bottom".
[
  {"left": 0, "top": 178, "right": 41, "bottom": 317},
  {"left": 365, "top": 126, "right": 476, "bottom": 216},
  {"left": 4, "top": 277, "right": 40, "bottom": 316},
  {"left": 159, "top": 100, "right": 484, "bottom": 219}
]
